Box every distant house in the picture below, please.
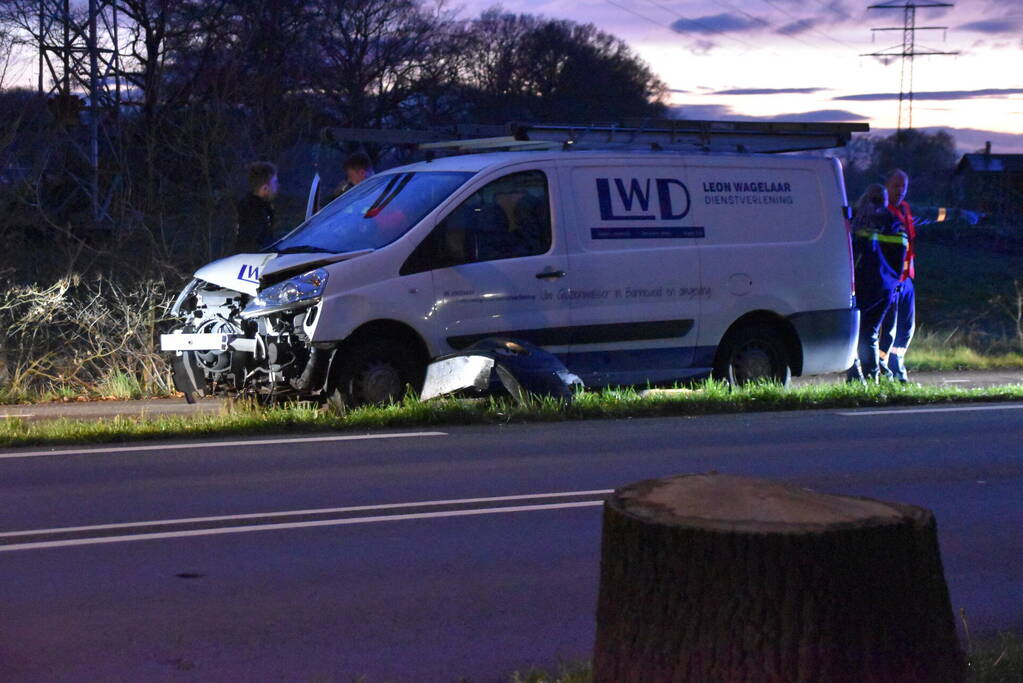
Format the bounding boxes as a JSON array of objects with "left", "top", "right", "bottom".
[{"left": 954, "top": 144, "right": 1023, "bottom": 224}]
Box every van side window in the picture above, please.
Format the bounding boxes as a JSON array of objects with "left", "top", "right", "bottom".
[{"left": 401, "top": 170, "right": 551, "bottom": 275}]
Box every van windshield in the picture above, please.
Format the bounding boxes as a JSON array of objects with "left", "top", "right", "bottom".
[{"left": 272, "top": 171, "right": 474, "bottom": 254}]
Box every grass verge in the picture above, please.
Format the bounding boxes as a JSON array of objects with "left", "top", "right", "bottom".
[
  {"left": 906, "top": 331, "right": 1023, "bottom": 372},
  {"left": 3, "top": 380, "right": 1023, "bottom": 449},
  {"left": 907, "top": 345, "right": 1023, "bottom": 372},
  {"left": 504, "top": 631, "right": 1022, "bottom": 682}
]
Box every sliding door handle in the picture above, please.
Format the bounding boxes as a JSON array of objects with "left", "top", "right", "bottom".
[{"left": 535, "top": 270, "right": 566, "bottom": 280}]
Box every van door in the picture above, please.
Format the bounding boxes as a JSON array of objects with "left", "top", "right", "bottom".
[
  {"left": 561, "top": 163, "right": 705, "bottom": 386},
  {"left": 401, "top": 167, "right": 570, "bottom": 354}
]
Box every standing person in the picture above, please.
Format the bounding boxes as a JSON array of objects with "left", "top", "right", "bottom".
[
  {"left": 878, "top": 168, "right": 980, "bottom": 382},
  {"left": 330, "top": 152, "right": 375, "bottom": 201},
  {"left": 879, "top": 169, "right": 915, "bottom": 382},
  {"left": 847, "top": 183, "right": 905, "bottom": 382},
  {"left": 235, "top": 161, "right": 278, "bottom": 253}
]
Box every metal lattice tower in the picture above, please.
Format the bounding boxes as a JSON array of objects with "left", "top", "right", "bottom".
[
  {"left": 34, "top": 0, "right": 122, "bottom": 220},
  {"left": 36, "top": 0, "right": 122, "bottom": 104},
  {"left": 862, "top": 1, "right": 959, "bottom": 131}
]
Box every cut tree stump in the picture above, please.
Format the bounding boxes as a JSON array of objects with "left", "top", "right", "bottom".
[{"left": 593, "top": 474, "right": 963, "bottom": 683}]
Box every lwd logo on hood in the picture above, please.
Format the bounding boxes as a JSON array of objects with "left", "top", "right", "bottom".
[
  {"left": 237, "top": 264, "right": 261, "bottom": 284},
  {"left": 192, "top": 253, "right": 277, "bottom": 296},
  {"left": 596, "top": 177, "right": 691, "bottom": 221}
]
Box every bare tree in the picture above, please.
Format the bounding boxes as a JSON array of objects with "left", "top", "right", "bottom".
[
  {"left": 457, "top": 10, "right": 666, "bottom": 123},
  {"left": 308, "top": 0, "right": 446, "bottom": 129}
]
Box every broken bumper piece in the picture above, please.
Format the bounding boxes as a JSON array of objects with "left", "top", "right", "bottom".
[
  {"left": 160, "top": 332, "right": 257, "bottom": 354},
  {"left": 421, "top": 338, "right": 583, "bottom": 404}
]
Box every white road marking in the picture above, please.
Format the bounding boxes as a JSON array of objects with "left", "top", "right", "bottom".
[
  {"left": 0, "top": 489, "right": 615, "bottom": 538},
  {"left": 0, "top": 414, "right": 34, "bottom": 419},
  {"left": 838, "top": 404, "right": 1023, "bottom": 417},
  {"left": 0, "top": 500, "right": 605, "bottom": 552},
  {"left": 942, "top": 379, "right": 969, "bottom": 383},
  {"left": 0, "top": 431, "right": 447, "bottom": 460}
]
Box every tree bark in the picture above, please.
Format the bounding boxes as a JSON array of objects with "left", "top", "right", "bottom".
[{"left": 593, "top": 474, "right": 963, "bottom": 683}]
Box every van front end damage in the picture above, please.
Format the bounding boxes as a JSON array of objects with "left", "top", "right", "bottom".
[{"left": 160, "top": 267, "right": 333, "bottom": 404}]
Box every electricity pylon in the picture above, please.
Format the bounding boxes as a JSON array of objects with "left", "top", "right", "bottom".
[
  {"left": 862, "top": 1, "right": 959, "bottom": 131},
  {"left": 34, "top": 0, "right": 122, "bottom": 221}
]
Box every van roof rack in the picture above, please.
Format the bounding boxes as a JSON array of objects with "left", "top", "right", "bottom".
[{"left": 322, "top": 119, "right": 869, "bottom": 155}]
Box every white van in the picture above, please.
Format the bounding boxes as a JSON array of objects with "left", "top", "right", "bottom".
[{"left": 161, "top": 149, "right": 858, "bottom": 406}]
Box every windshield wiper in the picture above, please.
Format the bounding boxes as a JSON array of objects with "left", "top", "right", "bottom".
[{"left": 275, "top": 245, "right": 335, "bottom": 254}]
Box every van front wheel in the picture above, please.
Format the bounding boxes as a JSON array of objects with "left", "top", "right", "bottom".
[
  {"left": 714, "top": 324, "right": 792, "bottom": 386},
  {"left": 326, "top": 340, "right": 424, "bottom": 411}
]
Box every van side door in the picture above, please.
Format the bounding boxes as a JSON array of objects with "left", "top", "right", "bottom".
[
  {"left": 401, "top": 167, "right": 570, "bottom": 355},
  {"left": 560, "top": 162, "right": 705, "bottom": 386}
]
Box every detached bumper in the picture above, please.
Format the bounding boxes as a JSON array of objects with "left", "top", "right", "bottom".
[
  {"left": 788, "top": 308, "right": 859, "bottom": 376},
  {"left": 160, "top": 333, "right": 257, "bottom": 354}
]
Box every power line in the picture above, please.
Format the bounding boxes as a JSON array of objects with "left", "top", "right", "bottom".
[
  {"left": 601, "top": 0, "right": 680, "bottom": 32},
  {"left": 755, "top": 0, "right": 862, "bottom": 49},
  {"left": 705, "top": 0, "right": 825, "bottom": 51},
  {"left": 601, "top": 0, "right": 757, "bottom": 50},
  {"left": 639, "top": 0, "right": 759, "bottom": 49}
]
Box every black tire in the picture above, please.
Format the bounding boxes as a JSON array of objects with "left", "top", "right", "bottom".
[
  {"left": 713, "top": 323, "right": 792, "bottom": 386},
  {"left": 326, "top": 339, "right": 425, "bottom": 411}
]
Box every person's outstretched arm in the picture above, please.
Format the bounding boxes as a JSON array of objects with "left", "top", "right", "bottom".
[{"left": 913, "top": 205, "right": 982, "bottom": 227}]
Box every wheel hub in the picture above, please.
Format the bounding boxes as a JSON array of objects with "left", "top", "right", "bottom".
[
  {"left": 361, "top": 361, "right": 404, "bottom": 404},
  {"left": 733, "top": 345, "right": 773, "bottom": 382}
]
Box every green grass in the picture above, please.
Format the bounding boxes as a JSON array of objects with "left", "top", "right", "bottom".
[
  {"left": 907, "top": 334, "right": 1023, "bottom": 371},
  {"left": 3, "top": 380, "right": 1023, "bottom": 449},
  {"left": 97, "top": 371, "right": 144, "bottom": 400},
  {"left": 503, "top": 632, "right": 1022, "bottom": 682},
  {"left": 509, "top": 660, "right": 592, "bottom": 683},
  {"left": 896, "top": 224, "right": 1023, "bottom": 371},
  {"left": 913, "top": 228, "right": 1023, "bottom": 353},
  {"left": 916, "top": 224, "right": 1023, "bottom": 327},
  {"left": 965, "top": 632, "right": 1023, "bottom": 682},
  {"left": 0, "top": 378, "right": 176, "bottom": 405}
]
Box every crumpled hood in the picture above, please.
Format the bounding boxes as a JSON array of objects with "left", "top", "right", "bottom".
[
  {"left": 193, "top": 253, "right": 277, "bottom": 296},
  {"left": 258, "top": 249, "right": 374, "bottom": 285},
  {"left": 193, "top": 250, "right": 375, "bottom": 295}
]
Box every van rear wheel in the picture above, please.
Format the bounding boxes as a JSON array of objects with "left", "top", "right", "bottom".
[
  {"left": 714, "top": 323, "right": 792, "bottom": 386},
  {"left": 326, "top": 340, "right": 424, "bottom": 411}
]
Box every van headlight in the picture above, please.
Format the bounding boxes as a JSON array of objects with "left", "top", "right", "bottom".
[{"left": 241, "top": 268, "right": 328, "bottom": 318}]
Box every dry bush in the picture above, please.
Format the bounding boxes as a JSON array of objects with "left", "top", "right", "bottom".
[{"left": 0, "top": 274, "right": 176, "bottom": 400}]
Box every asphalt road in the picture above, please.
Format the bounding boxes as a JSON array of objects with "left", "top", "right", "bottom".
[
  {"left": 1, "top": 369, "right": 1020, "bottom": 422},
  {"left": 1, "top": 404, "right": 1022, "bottom": 681}
]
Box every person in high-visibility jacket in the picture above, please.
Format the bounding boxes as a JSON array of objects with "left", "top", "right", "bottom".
[
  {"left": 846, "top": 183, "right": 906, "bottom": 382},
  {"left": 878, "top": 169, "right": 981, "bottom": 382}
]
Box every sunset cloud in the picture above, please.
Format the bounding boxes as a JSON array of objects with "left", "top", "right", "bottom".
[
  {"left": 958, "top": 18, "right": 1023, "bottom": 34},
  {"left": 713, "top": 87, "right": 828, "bottom": 95},
  {"left": 670, "top": 13, "right": 767, "bottom": 35},
  {"left": 835, "top": 88, "right": 1023, "bottom": 101}
]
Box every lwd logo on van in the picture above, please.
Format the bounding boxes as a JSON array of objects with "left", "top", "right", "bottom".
[
  {"left": 596, "top": 178, "right": 691, "bottom": 221},
  {"left": 237, "top": 264, "right": 261, "bottom": 284}
]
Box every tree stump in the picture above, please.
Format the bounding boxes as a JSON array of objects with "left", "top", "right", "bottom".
[{"left": 593, "top": 474, "right": 963, "bottom": 682}]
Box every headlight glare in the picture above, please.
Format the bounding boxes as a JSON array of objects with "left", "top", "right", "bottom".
[{"left": 242, "top": 268, "right": 328, "bottom": 317}]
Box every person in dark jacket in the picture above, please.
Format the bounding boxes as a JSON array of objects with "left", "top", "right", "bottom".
[
  {"left": 235, "top": 161, "right": 278, "bottom": 253},
  {"left": 847, "top": 183, "right": 906, "bottom": 382},
  {"left": 878, "top": 168, "right": 982, "bottom": 382},
  {"left": 329, "top": 152, "right": 374, "bottom": 201}
]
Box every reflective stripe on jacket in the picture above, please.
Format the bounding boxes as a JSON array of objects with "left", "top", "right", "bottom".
[
  {"left": 851, "top": 213, "right": 907, "bottom": 290},
  {"left": 887, "top": 201, "right": 915, "bottom": 280},
  {"left": 855, "top": 229, "right": 909, "bottom": 247}
]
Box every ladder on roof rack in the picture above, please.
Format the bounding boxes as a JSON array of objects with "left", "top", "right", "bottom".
[{"left": 322, "top": 119, "right": 869, "bottom": 155}]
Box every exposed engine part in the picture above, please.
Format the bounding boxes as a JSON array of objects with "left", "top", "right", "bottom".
[
  {"left": 290, "top": 347, "right": 331, "bottom": 392},
  {"left": 165, "top": 279, "right": 330, "bottom": 402}
]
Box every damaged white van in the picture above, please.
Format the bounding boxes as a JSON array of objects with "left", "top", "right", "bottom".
[{"left": 162, "top": 133, "right": 859, "bottom": 406}]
